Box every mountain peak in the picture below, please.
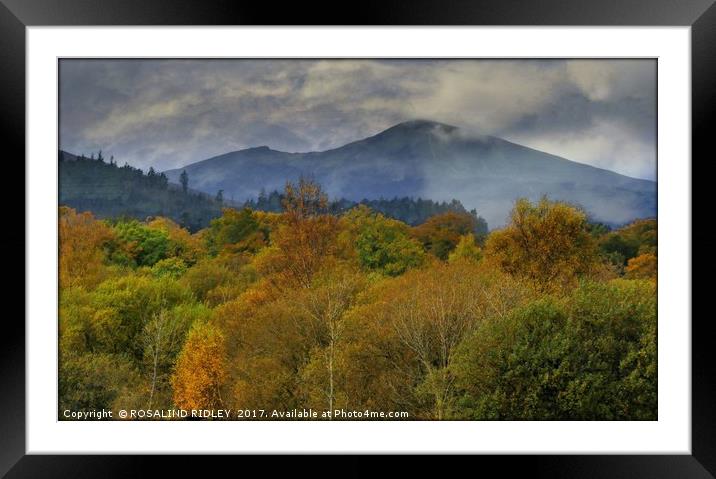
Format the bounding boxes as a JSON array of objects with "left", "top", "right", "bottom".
[
  {"left": 382, "top": 119, "right": 458, "bottom": 135},
  {"left": 164, "top": 120, "right": 655, "bottom": 228}
]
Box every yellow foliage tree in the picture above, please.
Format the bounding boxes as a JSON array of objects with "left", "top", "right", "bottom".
[
  {"left": 448, "top": 233, "right": 483, "bottom": 264},
  {"left": 171, "top": 322, "right": 227, "bottom": 410},
  {"left": 625, "top": 253, "right": 657, "bottom": 279},
  {"left": 296, "top": 266, "right": 366, "bottom": 413},
  {"left": 59, "top": 206, "right": 114, "bottom": 289},
  {"left": 147, "top": 216, "right": 206, "bottom": 265},
  {"left": 339, "top": 261, "right": 530, "bottom": 419},
  {"left": 485, "top": 197, "right": 602, "bottom": 292}
]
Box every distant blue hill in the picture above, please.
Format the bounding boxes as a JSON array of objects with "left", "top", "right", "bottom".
[
  {"left": 58, "top": 148, "right": 482, "bottom": 231},
  {"left": 164, "top": 120, "right": 656, "bottom": 228}
]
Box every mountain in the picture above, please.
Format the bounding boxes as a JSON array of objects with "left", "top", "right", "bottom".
[
  {"left": 163, "top": 120, "right": 656, "bottom": 228},
  {"left": 58, "top": 148, "right": 487, "bottom": 231},
  {"left": 59, "top": 152, "right": 224, "bottom": 231}
]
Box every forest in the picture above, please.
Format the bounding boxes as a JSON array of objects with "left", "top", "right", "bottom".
[
  {"left": 59, "top": 151, "right": 223, "bottom": 232},
  {"left": 59, "top": 177, "right": 657, "bottom": 420},
  {"left": 247, "top": 189, "right": 488, "bottom": 230},
  {"left": 60, "top": 151, "right": 484, "bottom": 232}
]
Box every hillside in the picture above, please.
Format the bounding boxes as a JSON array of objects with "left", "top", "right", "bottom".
[
  {"left": 59, "top": 152, "right": 223, "bottom": 231},
  {"left": 59, "top": 150, "right": 482, "bottom": 230},
  {"left": 165, "top": 120, "right": 656, "bottom": 228}
]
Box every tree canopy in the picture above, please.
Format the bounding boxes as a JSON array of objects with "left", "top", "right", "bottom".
[{"left": 59, "top": 188, "right": 657, "bottom": 421}]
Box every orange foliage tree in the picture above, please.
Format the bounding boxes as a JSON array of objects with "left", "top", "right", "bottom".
[
  {"left": 625, "top": 253, "right": 657, "bottom": 279},
  {"left": 255, "top": 178, "right": 340, "bottom": 288},
  {"left": 171, "top": 321, "right": 227, "bottom": 410},
  {"left": 59, "top": 206, "right": 114, "bottom": 289},
  {"left": 412, "top": 211, "right": 481, "bottom": 260}
]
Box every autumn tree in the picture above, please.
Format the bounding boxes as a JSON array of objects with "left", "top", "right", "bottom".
[
  {"left": 341, "top": 261, "right": 529, "bottom": 419},
  {"left": 331, "top": 297, "right": 417, "bottom": 414},
  {"left": 485, "top": 197, "right": 603, "bottom": 292},
  {"left": 600, "top": 218, "right": 657, "bottom": 269},
  {"left": 213, "top": 286, "right": 314, "bottom": 412},
  {"left": 141, "top": 305, "right": 207, "bottom": 409},
  {"left": 448, "top": 233, "right": 483, "bottom": 264},
  {"left": 172, "top": 321, "right": 228, "bottom": 410},
  {"left": 412, "top": 211, "right": 482, "bottom": 260},
  {"left": 59, "top": 207, "right": 114, "bottom": 289},
  {"left": 255, "top": 178, "right": 340, "bottom": 288},
  {"left": 297, "top": 267, "right": 365, "bottom": 414},
  {"left": 625, "top": 253, "right": 657, "bottom": 279},
  {"left": 205, "top": 207, "right": 266, "bottom": 256},
  {"left": 178, "top": 255, "right": 256, "bottom": 307},
  {"left": 282, "top": 176, "right": 329, "bottom": 220}
]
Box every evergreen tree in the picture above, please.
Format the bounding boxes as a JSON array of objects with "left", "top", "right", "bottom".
[{"left": 180, "top": 170, "right": 189, "bottom": 194}]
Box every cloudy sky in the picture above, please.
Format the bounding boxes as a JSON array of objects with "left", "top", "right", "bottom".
[{"left": 59, "top": 59, "right": 656, "bottom": 180}]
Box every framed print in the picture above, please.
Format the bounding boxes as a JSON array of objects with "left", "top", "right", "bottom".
[{"left": 4, "top": 0, "right": 710, "bottom": 476}]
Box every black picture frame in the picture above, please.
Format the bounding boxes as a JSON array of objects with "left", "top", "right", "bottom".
[{"left": 3, "top": 0, "right": 709, "bottom": 476}]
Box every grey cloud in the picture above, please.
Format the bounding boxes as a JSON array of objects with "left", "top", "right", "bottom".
[{"left": 59, "top": 58, "right": 656, "bottom": 179}]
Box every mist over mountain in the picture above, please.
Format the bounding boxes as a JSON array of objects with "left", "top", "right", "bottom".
[{"left": 164, "top": 120, "right": 656, "bottom": 228}]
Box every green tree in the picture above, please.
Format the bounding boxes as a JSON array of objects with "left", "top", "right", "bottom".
[
  {"left": 59, "top": 352, "right": 143, "bottom": 416},
  {"left": 599, "top": 219, "right": 657, "bottom": 269},
  {"left": 151, "top": 257, "right": 188, "bottom": 279},
  {"left": 343, "top": 205, "right": 425, "bottom": 277},
  {"left": 110, "top": 220, "right": 171, "bottom": 267},
  {"left": 205, "top": 208, "right": 265, "bottom": 255},
  {"left": 452, "top": 279, "right": 657, "bottom": 420},
  {"left": 82, "top": 275, "right": 193, "bottom": 360}
]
